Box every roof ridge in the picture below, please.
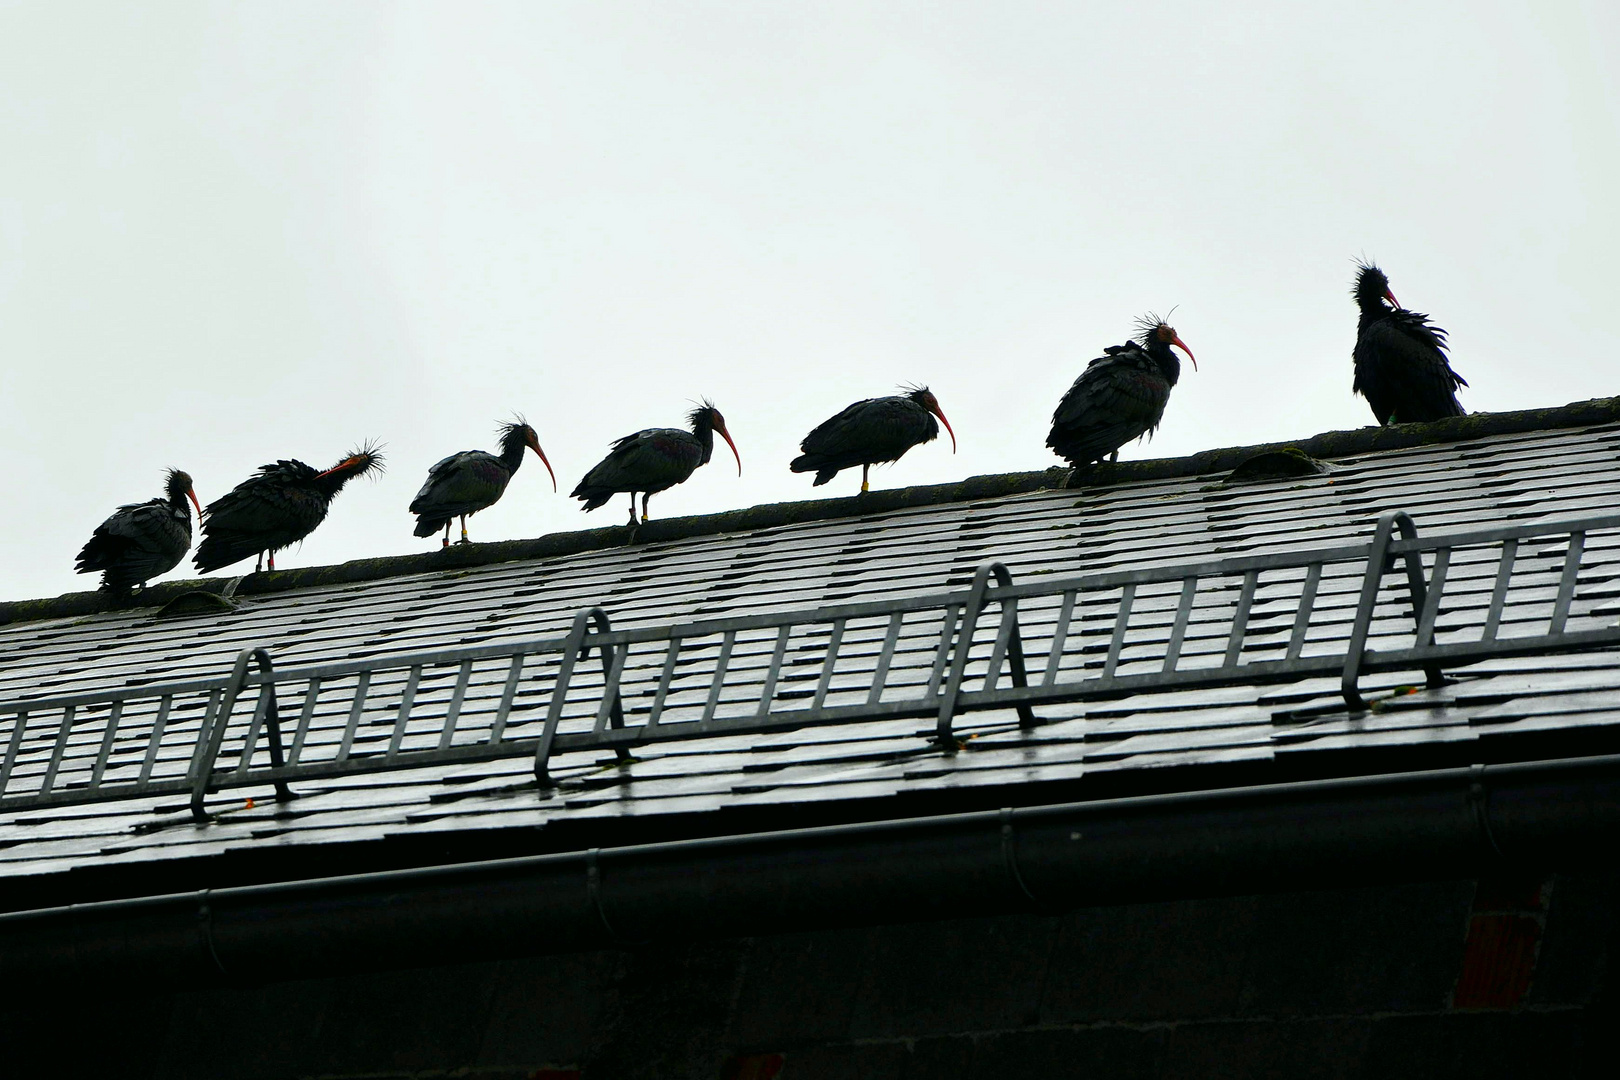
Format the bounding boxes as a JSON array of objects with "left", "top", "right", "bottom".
[{"left": 5, "top": 396, "right": 1617, "bottom": 626}]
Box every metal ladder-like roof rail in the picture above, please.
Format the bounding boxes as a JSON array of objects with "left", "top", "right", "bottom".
[{"left": 2, "top": 509, "right": 1617, "bottom": 823}]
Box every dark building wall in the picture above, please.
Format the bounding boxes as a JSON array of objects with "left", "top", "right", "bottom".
[{"left": 13, "top": 874, "right": 1617, "bottom": 1080}]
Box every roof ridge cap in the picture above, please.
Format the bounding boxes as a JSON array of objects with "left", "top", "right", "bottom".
[{"left": 5, "top": 396, "right": 1616, "bottom": 626}]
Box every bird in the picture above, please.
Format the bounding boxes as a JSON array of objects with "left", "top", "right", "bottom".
[
  {"left": 410, "top": 418, "right": 557, "bottom": 547},
  {"left": 193, "top": 443, "right": 383, "bottom": 574},
  {"left": 1352, "top": 261, "right": 1467, "bottom": 424},
  {"left": 74, "top": 469, "right": 202, "bottom": 596},
  {"left": 1047, "top": 315, "right": 1196, "bottom": 468},
  {"left": 790, "top": 385, "right": 956, "bottom": 493},
  {"left": 571, "top": 400, "right": 741, "bottom": 525}
]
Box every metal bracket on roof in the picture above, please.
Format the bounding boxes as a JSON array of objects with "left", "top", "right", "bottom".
[
  {"left": 1341, "top": 511, "right": 1445, "bottom": 711},
  {"left": 535, "top": 607, "right": 630, "bottom": 788},
  {"left": 937, "top": 562, "right": 1038, "bottom": 749},
  {"left": 189, "top": 647, "right": 289, "bottom": 822}
]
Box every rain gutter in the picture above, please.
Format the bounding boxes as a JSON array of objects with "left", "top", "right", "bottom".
[{"left": 2, "top": 752, "right": 1617, "bottom": 994}]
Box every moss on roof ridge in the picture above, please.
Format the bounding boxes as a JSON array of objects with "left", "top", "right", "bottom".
[{"left": 5, "top": 396, "right": 1617, "bottom": 627}]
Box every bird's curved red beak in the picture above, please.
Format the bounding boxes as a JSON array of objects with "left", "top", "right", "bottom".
[
  {"left": 929, "top": 400, "right": 957, "bottom": 453},
  {"left": 315, "top": 454, "right": 369, "bottom": 479},
  {"left": 187, "top": 488, "right": 203, "bottom": 517},
  {"left": 1171, "top": 335, "right": 1197, "bottom": 371},
  {"left": 716, "top": 422, "right": 742, "bottom": 476},
  {"left": 526, "top": 432, "right": 557, "bottom": 492},
  {"left": 1383, "top": 288, "right": 1399, "bottom": 310}
]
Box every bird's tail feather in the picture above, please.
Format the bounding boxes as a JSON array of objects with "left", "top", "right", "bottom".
[
  {"left": 74, "top": 537, "right": 113, "bottom": 574},
  {"left": 193, "top": 534, "right": 261, "bottom": 574}
]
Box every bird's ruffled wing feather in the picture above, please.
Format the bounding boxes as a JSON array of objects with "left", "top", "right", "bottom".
[
  {"left": 76, "top": 498, "right": 191, "bottom": 589},
  {"left": 195, "top": 460, "right": 329, "bottom": 570},
  {"left": 1353, "top": 312, "right": 1466, "bottom": 424},
  {"left": 793, "top": 397, "right": 936, "bottom": 473},
  {"left": 1047, "top": 348, "right": 1173, "bottom": 465},
  {"left": 410, "top": 451, "right": 513, "bottom": 527},
  {"left": 572, "top": 429, "right": 703, "bottom": 503}
]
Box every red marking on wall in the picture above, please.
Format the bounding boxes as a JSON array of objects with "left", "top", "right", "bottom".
[
  {"left": 721, "top": 1052, "right": 786, "bottom": 1080},
  {"left": 1451, "top": 876, "right": 1551, "bottom": 1010}
]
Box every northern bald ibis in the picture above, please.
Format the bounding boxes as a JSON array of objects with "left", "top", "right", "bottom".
[
  {"left": 1047, "top": 316, "right": 1196, "bottom": 468},
  {"left": 75, "top": 469, "right": 201, "bottom": 595},
  {"left": 410, "top": 419, "right": 556, "bottom": 546},
  {"left": 790, "top": 385, "right": 955, "bottom": 493},
  {"left": 571, "top": 401, "right": 740, "bottom": 525},
  {"left": 1352, "top": 261, "right": 1467, "bottom": 424},
  {"left": 194, "top": 444, "right": 383, "bottom": 573}
]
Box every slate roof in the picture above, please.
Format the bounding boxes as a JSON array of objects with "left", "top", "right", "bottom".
[{"left": 3, "top": 401, "right": 1620, "bottom": 905}]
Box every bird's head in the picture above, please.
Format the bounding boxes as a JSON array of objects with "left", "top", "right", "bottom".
[
  {"left": 1354, "top": 260, "right": 1400, "bottom": 311},
  {"left": 1134, "top": 315, "right": 1197, "bottom": 371},
  {"left": 902, "top": 384, "right": 957, "bottom": 453},
  {"left": 166, "top": 468, "right": 202, "bottom": 517},
  {"left": 314, "top": 441, "right": 386, "bottom": 483},
  {"left": 501, "top": 417, "right": 557, "bottom": 491},
  {"left": 690, "top": 399, "right": 742, "bottom": 476}
]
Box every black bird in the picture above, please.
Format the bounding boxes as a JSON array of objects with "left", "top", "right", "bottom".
[
  {"left": 571, "top": 401, "right": 741, "bottom": 525},
  {"left": 75, "top": 469, "right": 201, "bottom": 595},
  {"left": 194, "top": 444, "right": 383, "bottom": 573},
  {"left": 410, "top": 419, "right": 557, "bottom": 547},
  {"left": 1047, "top": 315, "right": 1197, "bottom": 468},
  {"left": 791, "top": 385, "right": 956, "bottom": 492},
  {"left": 1352, "top": 261, "right": 1467, "bottom": 424}
]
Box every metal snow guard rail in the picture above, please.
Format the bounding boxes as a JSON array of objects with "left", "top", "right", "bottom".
[{"left": 2, "top": 508, "right": 1617, "bottom": 822}]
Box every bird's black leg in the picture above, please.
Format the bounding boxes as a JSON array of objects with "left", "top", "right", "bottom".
[
  {"left": 441, "top": 521, "right": 451, "bottom": 549},
  {"left": 641, "top": 493, "right": 651, "bottom": 523},
  {"left": 255, "top": 552, "right": 264, "bottom": 574},
  {"left": 1109, "top": 451, "right": 1118, "bottom": 463},
  {"left": 861, "top": 464, "right": 870, "bottom": 494},
  {"left": 268, "top": 551, "right": 276, "bottom": 572},
  {"left": 627, "top": 494, "right": 638, "bottom": 527},
  {"left": 458, "top": 515, "right": 470, "bottom": 545}
]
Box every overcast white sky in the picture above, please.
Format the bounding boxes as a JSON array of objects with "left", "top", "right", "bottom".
[{"left": 2, "top": 1, "right": 1617, "bottom": 602}]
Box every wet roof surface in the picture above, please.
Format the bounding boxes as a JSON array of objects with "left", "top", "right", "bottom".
[{"left": 3, "top": 412, "right": 1620, "bottom": 888}]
